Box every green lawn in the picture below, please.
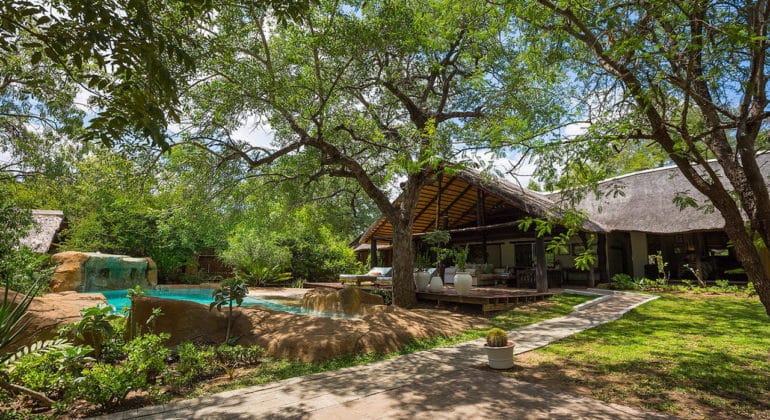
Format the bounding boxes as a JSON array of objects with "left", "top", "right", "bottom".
[
  {"left": 189, "top": 293, "right": 594, "bottom": 397},
  {"left": 509, "top": 294, "right": 770, "bottom": 418}
]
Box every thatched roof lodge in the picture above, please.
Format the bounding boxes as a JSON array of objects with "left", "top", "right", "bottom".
[
  {"left": 356, "top": 155, "right": 770, "bottom": 287},
  {"left": 18, "top": 210, "right": 65, "bottom": 253}
]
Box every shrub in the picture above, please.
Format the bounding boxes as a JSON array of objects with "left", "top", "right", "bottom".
[
  {"left": 368, "top": 288, "right": 392, "bottom": 305},
  {"left": 124, "top": 333, "right": 171, "bottom": 384},
  {"left": 6, "top": 344, "right": 91, "bottom": 400},
  {"left": 610, "top": 273, "right": 635, "bottom": 289},
  {"left": 169, "top": 343, "right": 217, "bottom": 390},
  {"left": 214, "top": 344, "right": 264, "bottom": 380},
  {"left": 77, "top": 363, "right": 142, "bottom": 408},
  {"left": 65, "top": 305, "right": 122, "bottom": 361},
  {"left": 0, "top": 247, "right": 54, "bottom": 294},
  {"left": 220, "top": 231, "right": 292, "bottom": 286}
]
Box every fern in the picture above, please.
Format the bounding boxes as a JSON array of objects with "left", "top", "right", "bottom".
[{"left": 3, "top": 338, "right": 71, "bottom": 371}]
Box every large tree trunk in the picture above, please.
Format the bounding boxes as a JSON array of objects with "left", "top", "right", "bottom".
[
  {"left": 723, "top": 216, "right": 770, "bottom": 316},
  {"left": 391, "top": 220, "right": 417, "bottom": 308}
]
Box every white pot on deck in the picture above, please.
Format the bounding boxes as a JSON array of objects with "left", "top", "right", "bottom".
[
  {"left": 427, "top": 276, "right": 444, "bottom": 293},
  {"left": 454, "top": 271, "right": 472, "bottom": 295},
  {"left": 484, "top": 343, "right": 515, "bottom": 369},
  {"left": 414, "top": 271, "right": 431, "bottom": 292}
]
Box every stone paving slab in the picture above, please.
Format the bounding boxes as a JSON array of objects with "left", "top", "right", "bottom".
[{"left": 105, "top": 292, "right": 665, "bottom": 420}]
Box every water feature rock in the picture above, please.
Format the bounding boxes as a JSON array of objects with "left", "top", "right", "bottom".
[
  {"left": 130, "top": 291, "right": 485, "bottom": 362},
  {"left": 1, "top": 288, "right": 106, "bottom": 353},
  {"left": 50, "top": 251, "right": 158, "bottom": 292},
  {"left": 300, "top": 287, "right": 384, "bottom": 315}
]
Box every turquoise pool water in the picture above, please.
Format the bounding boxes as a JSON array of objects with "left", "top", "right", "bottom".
[{"left": 100, "top": 288, "right": 351, "bottom": 318}]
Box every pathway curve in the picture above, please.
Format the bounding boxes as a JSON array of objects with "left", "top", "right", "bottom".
[{"left": 107, "top": 291, "right": 667, "bottom": 419}]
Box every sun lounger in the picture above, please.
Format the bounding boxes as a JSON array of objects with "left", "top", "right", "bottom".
[{"left": 339, "top": 267, "right": 392, "bottom": 286}]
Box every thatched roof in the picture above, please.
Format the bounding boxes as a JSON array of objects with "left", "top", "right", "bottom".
[
  {"left": 18, "top": 210, "right": 65, "bottom": 253},
  {"left": 548, "top": 153, "right": 770, "bottom": 234},
  {"left": 359, "top": 168, "right": 605, "bottom": 244}
]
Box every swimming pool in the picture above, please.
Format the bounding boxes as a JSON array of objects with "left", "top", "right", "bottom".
[{"left": 100, "top": 288, "right": 351, "bottom": 318}]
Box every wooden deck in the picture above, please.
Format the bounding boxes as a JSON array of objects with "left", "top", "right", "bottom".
[{"left": 416, "top": 289, "right": 554, "bottom": 312}]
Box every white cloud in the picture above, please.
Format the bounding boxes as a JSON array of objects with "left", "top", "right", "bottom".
[
  {"left": 232, "top": 115, "right": 274, "bottom": 148},
  {"left": 563, "top": 122, "right": 589, "bottom": 138},
  {"left": 74, "top": 87, "right": 95, "bottom": 112}
]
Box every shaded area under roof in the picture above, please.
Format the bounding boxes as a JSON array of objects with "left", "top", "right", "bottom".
[{"left": 360, "top": 168, "right": 605, "bottom": 244}]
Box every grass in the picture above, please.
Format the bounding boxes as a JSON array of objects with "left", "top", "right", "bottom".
[
  {"left": 507, "top": 293, "right": 770, "bottom": 418},
  {"left": 188, "top": 292, "right": 594, "bottom": 397}
]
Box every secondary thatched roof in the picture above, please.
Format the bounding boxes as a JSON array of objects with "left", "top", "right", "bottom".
[
  {"left": 359, "top": 168, "right": 605, "bottom": 244},
  {"left": 548, "top": 153, "right": 770, "bottom": 234},
  {"left": 18, "top": 210, "right": 65, "bottom": 253}
]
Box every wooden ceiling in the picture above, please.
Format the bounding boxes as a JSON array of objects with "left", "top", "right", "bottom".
[{"left": 361, "top": 173, "right": 541, "bottom": 243}]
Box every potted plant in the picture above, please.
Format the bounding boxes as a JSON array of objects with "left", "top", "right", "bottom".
[
  {"left": 413, "top": 252, "right": 432, "bottom": 292},
  {"left": 453, "top": 245, "right": 472, "bottom": 295},
  {"left": 424, "top": 230, "right": 451, "bottom": 293},
  {"left": 484, "top": 328, "right": 514, "bottom": 369}
]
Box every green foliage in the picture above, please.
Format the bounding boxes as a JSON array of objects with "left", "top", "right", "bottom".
[
  {"left": 214, "top": 344, "right": 264, "bottom": 381},
  {"left": 77, "top": 363, "right": 142, "bottom": 408},
  {"left": 220, "top": 230, "right": 292, "bottom": 285},
  {"left": 124, "top": 333, "right": 170, "bottom": 383},
  {"left": 6, "top": 341, "right": 92, "bottom": 401},
  {"left": 610, "top": 273, "right": 636, "bottom": 290},
  {"left": 485, "top": 328, "right": 509, "bottom": 347},
  {"left": 66, "top": 305, "right": 121, "bottom": 362},
  {"left": 0, "top": 276, "right": 45, "bottom": 362},
  {"left": 170, "top": 343, "right": 217, "bottom": 390},
  {"left": 210, "top": 278, "right": 250, "bottom": 344},
  {"left": 453, "top": 245, "right": 469, "bottom": 271},
  {"left": 0, "top": 248, "right": 54, "bottom": 295}
]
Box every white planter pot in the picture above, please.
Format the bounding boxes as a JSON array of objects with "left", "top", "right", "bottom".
[
  {"left": 414, "top": 271, "right": 431, "bottom": 292},
  {"left": 484, "top": 343, "right": 515, "bottom": 369},
  {"left": 427, "top": 276, "right": 444, "bottom": 293},
  {"left": 454, "top": 271, "right": 473, "bottom": 295}
]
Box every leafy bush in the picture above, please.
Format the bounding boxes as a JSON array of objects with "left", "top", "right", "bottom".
[
  {"left": 77, "top": 363, "right": 142, "bottom": 408},
  {"left": 124, "top": 333, "right": 171, "bottom": 384},
  {"left": 65, "top": 305, "right": 121, "bottom": 361},
  {"left": 6, "top": 343, "right": 92, "bottom": 400},
  {"left": 220, "top": 231, "right": 292, "bottom": 286},
  {"left": 169, "top": 343, "right": 217, "bottom": 390},
  {"left": 214, "top": 344, "right": 264, "bottom": 380},
  {"left": 610, "top": 273, "right": 636, "bottom": 289},
  {"left": 0, "top": 247, "right": 54, "bottom": 294}
]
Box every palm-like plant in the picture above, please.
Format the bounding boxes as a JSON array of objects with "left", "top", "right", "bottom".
[{"left": 210, "top": 278, "right": 249, "bottom": 344}]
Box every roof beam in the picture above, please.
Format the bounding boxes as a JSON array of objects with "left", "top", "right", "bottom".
[{"left": 410, "top": 176, "right": 457, "bottom": 230}]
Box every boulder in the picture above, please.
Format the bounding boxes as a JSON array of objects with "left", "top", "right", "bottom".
[
  {"left": 50, "top": 251, "right": 157, "bottom": 292},
  {"left": 131, "top": 294, "right": 487, "bottom": 362},
  {"left": 2, "top": 288, "right": 106, "bottom": 352},
  {"left": 300, "top": 287, "right": 385, "bottom": 315},
  {"left": 50, "top": 251, "right": 91, "bottom": 292}
]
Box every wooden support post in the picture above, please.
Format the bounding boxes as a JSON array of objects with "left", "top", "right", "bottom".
[
  {"left": 694, "top": 232, "right": 705, "bottom": 286},
  {"left": 535, "top": 237, "right": 547, "bottom": 292},
  {"left": 370, "top": 239, "right": 378, "bottom": 269},
  {"left": 436, "top": 174, "right": 443, "bottom": 231},
  {"left": 597, "top": 233, "right": 609, "bottom": 284}
]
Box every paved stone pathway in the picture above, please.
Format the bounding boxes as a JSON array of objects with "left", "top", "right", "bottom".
[{"left": 107, "top": 291, "right": 667, "bottom": 419}]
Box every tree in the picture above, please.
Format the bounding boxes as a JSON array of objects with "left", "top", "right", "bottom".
[
  {"left": 513, "top": 0, "right": 770, "bottom": 316},
  {"left": 209, "top": 278, "right": 249, "bottom": 344},
  {"left": 185, "top": 0, "right": 561, "bottom": 307}
]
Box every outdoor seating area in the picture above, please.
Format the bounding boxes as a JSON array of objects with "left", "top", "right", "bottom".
[{"left": 339, "top": 266, "right": 393, "bottom": 286}]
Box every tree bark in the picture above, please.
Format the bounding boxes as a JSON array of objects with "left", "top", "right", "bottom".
[{"left": 391, "top": 220, "right": 417, "bottom": 308}]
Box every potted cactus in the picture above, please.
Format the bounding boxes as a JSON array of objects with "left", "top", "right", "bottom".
[{"left": 484, "top": 328, "right": 514, "bottom": 369}]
